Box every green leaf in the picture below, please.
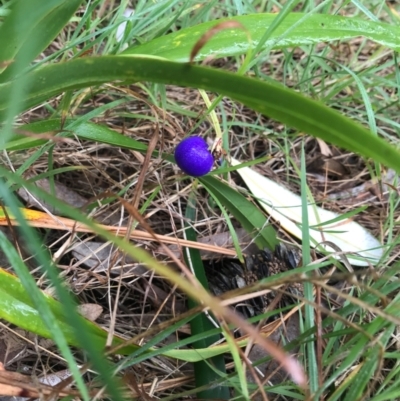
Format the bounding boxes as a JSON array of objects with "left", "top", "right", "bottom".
[
  {"left": 184, "top": 191, "right": 230, "bottom": 399},
  {"left": 300, "top": 146, "right": 317, "bottom": 395},
  {"left": 201, "top": 175, "right": 277, "bottom": 250},
  {"left": 122, "top": 13, "right": 400, "bottom": 61},
  {"left": 3, "top": 119, "right": 148, "bottom": 152},
  {"left": 344, "top": 351, "right": 379, "bottom": 400},
  {"left": 0, "top": 56, "right": 399, "bottom": 175},
  {"left": 0, "top": 0, "right": 83, "bottom": 77},
  {"left": 0, "top": 258, "right": 141, "bottom": 356}
]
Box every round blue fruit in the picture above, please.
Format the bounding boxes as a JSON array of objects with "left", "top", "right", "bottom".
[{"left": 174, "top": 136, "right": 214, "bottom": 177}]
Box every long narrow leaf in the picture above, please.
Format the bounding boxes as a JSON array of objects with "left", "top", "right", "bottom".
[
  {"left": 0, "top": 56, "right": 399, "bottom": 175},
  {"left": 0, "top": 267, "right": 139, "bottom": 354},
  {"left": 184, "top": 192, "right": 230, "bottom": 400},
  {"left": 2, "top": 119, "right": 148, "bottom": 152},
  {"left": 0, "top": 0, "right": 83, "bottom": 77},
  {"left": 0, "top": 242, "right": 90, "bottom": 401},
  {"left": 123, "top": 13, "right": 400, "bottom": 61},
  {"left": 0, "top": 207, "right": 236, "bottom": 257},
  {"left": 201, "top": 176, "right": 277, "bottom": 250}
]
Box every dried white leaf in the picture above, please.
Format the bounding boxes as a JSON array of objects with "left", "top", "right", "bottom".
[
  {"left": 77, "top": 303, "right": 103, "bottom": 322},
  {"left": 116, "top": 8, "right": 134, "bottom": 44},
  {"left": 316, "top": 138, "right": 332, "bottom": 156},
  {"left": 231, "top": 158, "right": 383, "bottom": 266},
  {"left": 39, "top": 369, "right": 72, "bottom": 386}
]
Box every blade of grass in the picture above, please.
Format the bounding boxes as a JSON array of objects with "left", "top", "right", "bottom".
[
  {"left": 201, "top": 175, "right": 277, "bottom": 251},
  {"left": 2, "top": 119, "right": 148, "bottom": 153},
  {"left": 0, "top": 0, "right": 84, "bottom": 151},
  {"left": 0, "top": 0, "right": 83, "bottom": 81},
  {"left": 343, "top": 348, "right": 380, "bottom": 400},
  {"left": 0, "top": 56, "right": 399, "bottom": 175},
  {"left": 316, "top": 291, "right": 400, "bottom": 398},
  {"left": 300, "top": 144, "right": 318, "bottom": 395},
  {"left": 184, "top": 189, "right": 230, "bottom": 400}
]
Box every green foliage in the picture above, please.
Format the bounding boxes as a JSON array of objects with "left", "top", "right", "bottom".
[
  {"left": 124, "top": 13, "right": 400, "bottom": 61},
  {"left": 184, "top": 191, "right": 230, "bottom": 399},
  {"left": 0, "top": 0, "right": 399, "bottom": 399}
]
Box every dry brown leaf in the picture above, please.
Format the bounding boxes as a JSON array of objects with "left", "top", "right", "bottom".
[
  {"left": 0, "top": 208, "right": 237, "bottom": 257},
  {"left": 316, "top": 137, "right": 332, "bottom": 156},
  {"left": 18, "top": 175, "right": 87, "bottom": 214},
  {"left": 71, "top": 240, "right": 149, "bottom": 274},
  {"left": 190, "top": 20, "right": 247, "bottom": 63},
  {"left": 77, "top": 303, "right": 103, "bottom": 322}
]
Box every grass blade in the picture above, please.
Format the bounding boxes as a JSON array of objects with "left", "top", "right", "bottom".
[
  {"left": 201, "top": 176, "right": 277, "bottom": 250},
  {"left": 184, "top": 190, "right": 230, "bottom": 399},
  {"left": 0, "top": 0, "right": 83, "bottom": 77}
]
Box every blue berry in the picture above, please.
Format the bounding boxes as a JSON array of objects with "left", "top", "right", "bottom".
[{"left": 174, "top": 136, "right": 214, "bottom": 177}]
